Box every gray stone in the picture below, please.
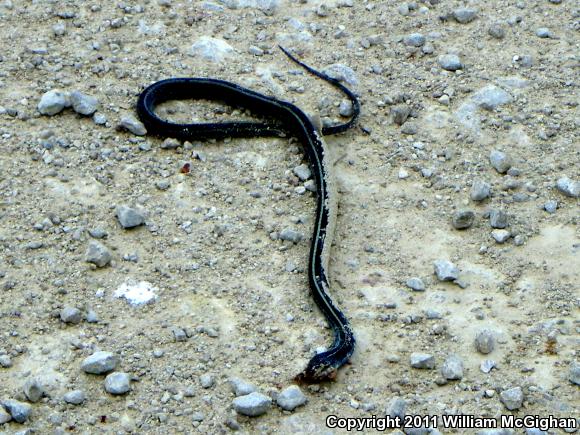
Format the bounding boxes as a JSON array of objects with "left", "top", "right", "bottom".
[
  {"left": 323, "top": 64, "right": 358, "bottom": 87},
  {"left": 473, "top": 86, "right": 512, "bottom": 111},
  {"left": 475, "top": 329, "right": 495, "bottom": 354},
  {"left": 401, "top": 122, "right": 418, "bottom": 135},
  {"left": 339, "top": 100, "right": 354, "bottom": 117},
  {"left": 81, "top": 351, "right": 119, "bottom": 374},
  {"left": 489, "top": 150, "right": 512, "bottom": 173},
  {"left": 189, "top": 36, "right": 234, "bottom": 63},
  {"left": 525, "top": 429, "right": 547, "bottom": 435},
  {"left": 441, "top": 355, "right": 464, "bottom": 380},
  {"left": 452, "top": 210, "right": 475, "bottom": 229},
  {"left": 119, "top": 115, "right": 147, "bottom": 136},
  {"left": 38, "top": 90, "right": 69, "bottom": 116},
  {"left": 160, "top": 138, "right": 180, "bottom": 149},
  {"left": 200, "top": 373, "right": 214, "bottom": 388},
  {"left": 569, "top": 361, "right": 580, "bottom": 385},
  {"left": 23, "top": 378, "right": 44, "bottom": 403},
  {"left": 488, "top": 23, "right": 505, "bottom": 39},
  {"left": 116, "top": 205, "right": 146, "bottom": 229},
  {"left": 536, "top": 27, "right": 551, "bottom": 38},
  {"left": 0, "top": 355, "right": 12, "bottom": 368},
  {"left": 276, "top": 385, "right": 307, "bottom": 411},
  {"left": 1, "top": 400, "right": 31, "bottom": 423},
  {"left": 434, "top": 260, "right": 459, "bottom": 281},
  {"left": 544, "top": 200, "right": 558, "bottom": 213},
  {"left": 403, "top": 33, "right": 425, "bottom": 47},
  {"left": 104, "top": 372, "right": 131, "bottom": 395},
  {"left": 0, "top": 407, "right": 11, "bottom": 424},
  {"left": 491, "top": 229, "right": 511, "bottom": 243},
  {"left": 410, "top": 353, "right": 435, "bottom": 369},
  {"left": 391, "top": 105, "right": 411, "bottom": 126},
  {"left": 499, "top": 387, "right": 523, "bottom": 410},
  {"left": 556, "top": 177, "right": 579, "bottom": 198},
  {"left": 60, "top": 307, "right": 82, "bottom": 324},
  {"left": 293, "top": 164, "right": 311, "bottom": 181},
  {"left": 453, "top": 7, "right": 477, "bottom": 24},
  {"left": 279, "top": 228, "right": 303, "bottom": 243},
  {"left": 490, "top": 209, "right": 508, "bottom": 229},
  {"left": 406, "top": 277, "right": 425, "bottom": 292},
  {"left": 63, "top": 390, "right": 86, "bottom": 405},
  {"left": 438, "top": 54, "right": 463, "bottom": 71},
  {"left": 477, "top": 431, "right": 514, "bottom": 435},
  {"left": 86, "top": 310, "right": 98, "bottom": 323},
  {"left": 386, "top": 396, "right": 406, "bottom": 419},
  {"left": 229, "top": 377, "right": 257, "bottom": 397},
  {"left": 85, "top": 241, "right": 112, "bottom": 267},
  {"left": 70, "top": 91, "right": 99, "bottom": 116},
  {"left": 470, "top": 180, "right": 491, "bottom": 201},
  {"left": 480, "top": 359, "right": 497, "bottom": 373},
  {"left": 93, "top": 113, "right": 107, "bottom": 125},
  {"left": 232, "top": 392, "right": 271, "bottom": 417}
]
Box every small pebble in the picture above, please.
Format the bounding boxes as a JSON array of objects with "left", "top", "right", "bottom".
[
  {"left": 438, "top": 54, "right": 463, "bottom": 71},
  {"left": 475, "top": 329, "right": 495, "bottom": 354},
  {"left": 293, "top": 164, "right": 311, "bottom": 181},
  {"left": 160, "top": 138, "right": 180, "bottom": 149},
  {"left": 470, "top": 180, "right": 491, "bottom": 201},
  {"left": 499, "top": 387, "right": 523, "bottom": 410},
  {"left": 1, "top": 400, "right": 31, "bottom": 423},
  {"left": 23, "top": 378, "right": 44, "bottom": 403},
  {"left": 480, "top": 359, "right": 497, "bottom": 373},
  {"left": 200, "top": 374, "right": 214, "bottom": 389},
  {"left": 339, "top": 100, "right": 354, "bottom": 117},
  {"left": 0, "top": 407, "right": 10, "bottom": 424},
  {"left": 386, "top": 396, "right": 406, "bottom": 419},
  {"left": 406, "top": 277, "right": 425, "bottom": 292},
  {"left": 543, "top": 200, "right": 558, "bottom": 213},
  {"left": 452, "top": 7, "right": 477, "bottom": 24},
  {"left": 491, "top": 229, "right": 511, "bottom": 243},
  {"left": 569, "top": 361, "right": 580, "bottom": 385},
  {"left": 391, "top": 105, "right": 411, "bottom": 126},
  {"left": 488, "top": 23, "right": 505, "bottom": 39},
  {"left": 489, "top": 150, "right": 512, "bottom": 174},
  {"left": 93, "top": 113, "right": 107, "bottom": 125},
  {"left": 535, "top": 27, "right": 551, "bottom": 38},
  {"left": 452, "top": 210, "right": 475, "bottom": 229},
  {"left": 276, "top": 385, "right": 307, "bottom": 411},
  {"left": 441, "top": 355, "right": 464, "bottom": 380},
  {"left": 556, "top": 177, "right": 579, "bottom": 198},
  {"left": 229, "top": 377, "right": 257, "bottom": 397},
  {"left": 85, "top": 241, "right": 112, "bottom": 268},
  {"left": 119, "top": 115, "right": 147, "bottom": 136},
  {"left": 232, "top": 392, "right": 271, "bottom": 417},
  {"left": 104, "top": 372, "right": 131, "bottom": 395},
  {"left": 81, "top": 351, "right": 119, "bottom": 374},
  {"left": 38, "top": 90, "right": 68, "bottom": 116},
  {"left": 489, "top": 209, "right": 508, "bottom": 229},
  {"left": 410, "top": 353, "right": 435, "bottom": 369},
  {"left": 70, "top": 91, "right": 99, "bottom": 116},
  {"left": 116, "top": 205, "right": 146, "bottom": 229},
  {"left": 63, "top": 390, "right": 86, "bottom": 405},
  {"left": 0, "top": 355, "right": 12, "bottom": 368},
  {"left": 279, "top": 228, "right": 303, "bottom": 243},
  {"left": 403, "top": 33, "right": 425, "bottom": 47},
  {"left": 433, "top": 260, "right": 459, "bottom": 281},
  {"left": 60, "top": 307, "right": 82, "bottom": 324}
]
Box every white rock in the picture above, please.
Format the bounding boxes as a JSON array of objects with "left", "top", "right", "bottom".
[
  {"left": 189, "top": 37, "right": 235, "bottom": 63},
  {"left": 276, "top": 385, "right": 307, "bottom": 411}
]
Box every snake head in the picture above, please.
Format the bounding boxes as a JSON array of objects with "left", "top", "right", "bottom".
[{"left": 294, "top": 354, "right": 338, "bottom": 384}]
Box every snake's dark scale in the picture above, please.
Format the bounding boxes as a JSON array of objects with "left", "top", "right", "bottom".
[{"left": 136, "top": 46, "right": 360, "bottom": 382}]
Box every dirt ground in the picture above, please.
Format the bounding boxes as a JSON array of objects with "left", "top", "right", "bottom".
[{"left": 0, "top": 0, "right": 578, "bottom": 434}]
